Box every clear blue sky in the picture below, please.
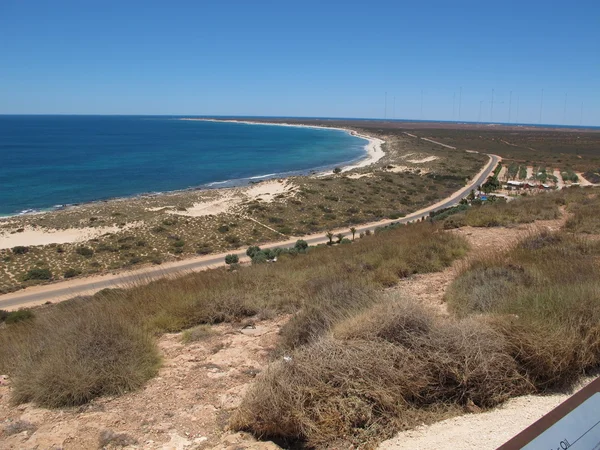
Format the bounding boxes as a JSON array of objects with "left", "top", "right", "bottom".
[{"left": 2, "top": 0, "right": 599, "bottom": 125}]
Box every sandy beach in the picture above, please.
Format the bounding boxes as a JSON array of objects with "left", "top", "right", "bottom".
[{"left": 0, "top": 180, "right": 296, "bottom": 249}]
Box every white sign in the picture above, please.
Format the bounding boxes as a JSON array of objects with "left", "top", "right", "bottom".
[{"left": 522, "top": 393, "right": 600, "bottom": 449}]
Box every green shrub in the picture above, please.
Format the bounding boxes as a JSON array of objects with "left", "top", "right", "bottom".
[
  {"left": 12, "top": 246, "right": 29, "bottom": 255},
  {"left": 251, "top": 251, "right": 268, "bottom": 264},
  {"left": 246, "top": 246, "right": 262, "bottom": 258},
  {"left": 64, "top": 268, "right": 82, "bottom": 279},
  {"left": 5, "top": 309, "right": 35, "bottom": 324},
  {"left": 76, "top": 246, "right": 94, "bottom": 257},
  {"left": 225, "top": 254, "right": 239, "bottom": 265},
  {"left": 22, "top": 268, "right": 52, "bottom": 281},
  {"left": 294, "top": 240, "right": 309, "bottom": 252},
  {"left": 196, "top": 244, "right": 213, "bottom": 255}
]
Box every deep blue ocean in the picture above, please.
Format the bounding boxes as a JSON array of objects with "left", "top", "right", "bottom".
[{"left": 0, "top": 116, "right": 367, "bottom": 216}]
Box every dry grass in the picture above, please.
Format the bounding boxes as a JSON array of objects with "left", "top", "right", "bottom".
[
  {"left": 564, "top": 190, "right": 600, "bottom": 233},
  {"left": 232, "top": 298, "right": 530, "bottom": 448},
  {"left": 454, "top": 193, "right": 561, "bottom": 228},
  {"left": 0, "top": 223, "right": 467, "bottom": 408},
  {"left": 446, "top": 229, "right": 600, "bottom": 390},
  {"left": 232, "top": 225, "right": 600, "bottom": 447}
]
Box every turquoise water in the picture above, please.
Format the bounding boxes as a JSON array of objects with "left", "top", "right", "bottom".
[{"left": 0, "top": 116, "right": 367, "bottom": 216}]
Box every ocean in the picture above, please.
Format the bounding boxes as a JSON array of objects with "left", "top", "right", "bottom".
[{"left": 0, "top": 116, "right": 368, "bottom": 216}]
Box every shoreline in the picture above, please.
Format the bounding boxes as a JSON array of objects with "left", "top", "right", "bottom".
[
  {"left": 0, "top": 121, "right": 384, "bottom": 220},
  {"left": 182, "top": 118, "right": 386, "bottom": 173}
]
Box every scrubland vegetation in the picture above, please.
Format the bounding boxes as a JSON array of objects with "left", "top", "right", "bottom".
[
  {"left": 442, "top": 193, "right": 562, "bottom": 228},
  {"left": 0, "top": 223, "right": 467, "bottom": 409}
]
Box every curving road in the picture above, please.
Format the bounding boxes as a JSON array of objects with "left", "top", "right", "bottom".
[{"left": 0, "top": 154, "right": 499, "bottom": 310}]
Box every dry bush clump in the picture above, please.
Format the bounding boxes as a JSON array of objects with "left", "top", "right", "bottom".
[
  {"left": 232, "top": 299, "right": 530, "bottom": 447},
  {"left": 447, "top": 229, "right": 600, "bottom": 390},
  {"left": 0, "top": 301, "right": 160, "bottom": 408}
]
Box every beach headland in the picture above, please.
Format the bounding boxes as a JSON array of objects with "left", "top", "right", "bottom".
[{"left": 0, "top": 120, "right": 489, "bottom": 294}]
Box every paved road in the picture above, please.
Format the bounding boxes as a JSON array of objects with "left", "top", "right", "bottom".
[{"left": 0, "top": 154, "right": 498, "bottom": 310}]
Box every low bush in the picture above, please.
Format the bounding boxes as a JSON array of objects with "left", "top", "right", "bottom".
[
  {"left": 76, "top": 246, "right": 94, "bottom": 257},
  {"left": 64, "top": 268, "right": 82, "bottom": 279},
  {"left": 11, "top": 246, "right": 29, "bottom": 255},
  {"left": 225, "top": 254, "right": 239, "bottom": 265},
  {"left": 5, "top": 309, "right": 35, "bottom": 324},
  {"left": 22, "top": 268, "right": 52, "bottom": 281}
]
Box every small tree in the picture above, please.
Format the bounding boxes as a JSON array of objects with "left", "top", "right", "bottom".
[
  {"left": 251, "top": 251, "right": 268, "bottom": 264},
  {"left": 336, "top": 233, "right": 345, "bottom": 244},
  {"left": 326, "top": 231, "right": 334, "bottom": 245},
  {"left": 333, "top": 167, "right": 342, "bottom": 174},
  {"left": 294, "top": 240, "right": 308, "bottom": 252},
  {"left": 246, "top": 246, "right": 261, "bottom": 258},
  {"left": 349, "top": 227, "right": 357, "bottom": 241},
  {"left": 225, "top": 254, "right": 239, "bottom": 265}
]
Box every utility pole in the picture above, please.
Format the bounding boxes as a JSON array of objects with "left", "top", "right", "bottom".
[
  {"left": 458, "top": 87, "right": 462, "bottom": 120},
  {"left": 539, "top": 89, "right": 544, "bottom": 123},
  {"left": 508, "top": 91, "right": 513, "bottom": 123},
  {"left": 516, "top": 96, "right": 520, "bottom": 124}
]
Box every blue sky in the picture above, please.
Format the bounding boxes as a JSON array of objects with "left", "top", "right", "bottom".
[{"left": 1, "top": 0, "right": 599, "bottom": 125}]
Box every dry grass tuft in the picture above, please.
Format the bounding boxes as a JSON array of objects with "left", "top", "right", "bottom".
[{"left": 0, "top": 302, "right": 160, "bottom": 408}]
